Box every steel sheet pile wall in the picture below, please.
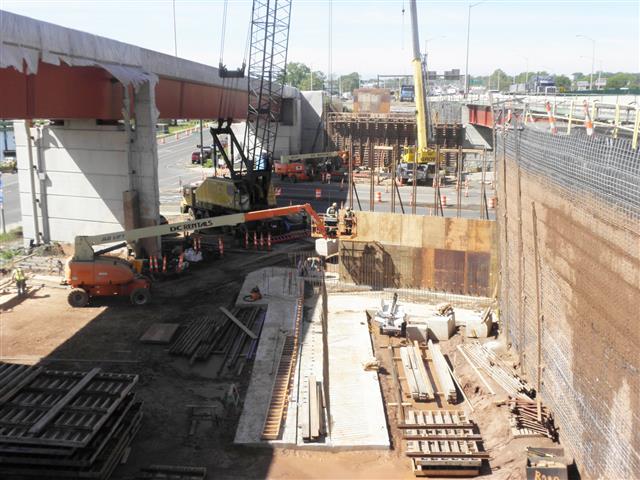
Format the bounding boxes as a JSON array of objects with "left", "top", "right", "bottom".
[
  {"left": 496, "top": 128, "right": 640, "bottom": 479},
  {"left": 340, "top": 212, "right": 496, "bottom": 297}
]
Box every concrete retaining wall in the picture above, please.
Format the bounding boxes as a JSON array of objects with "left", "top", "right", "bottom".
[
  {"left": 497, "top": 130, "right": 640, "bottom": 478},
  {"left": 15, "top": 120, "right": 128, "bottom": 245}
]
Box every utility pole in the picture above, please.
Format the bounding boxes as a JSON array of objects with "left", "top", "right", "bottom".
[
  {"left": 464, "top": 1, "right": 485, "bottom": 97},
  {"left": 577, "top": 34, "right": 596, "bottom": 90},
  {"left": 172, "top": 0, "right": 178, "bottom": 57}
]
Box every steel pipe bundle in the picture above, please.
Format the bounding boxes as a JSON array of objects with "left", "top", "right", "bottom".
[{"left": 458, "top": 342, "right": 533, "bottom": 398}]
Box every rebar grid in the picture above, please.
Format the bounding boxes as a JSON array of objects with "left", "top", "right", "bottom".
[{"left": 496, "top": 127, "right": 640, "bottom": 479}]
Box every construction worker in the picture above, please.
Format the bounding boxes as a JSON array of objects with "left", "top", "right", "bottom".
[
  {"left": 325, "top": 202, "right": 338, "bottom": 236},
  {"left": 344, "top": 206, "right": 354, "bottom": 235},
  {"left": 326, "top": 202, "right": 338, "bottom": 218},
  {"left": 12, "top": 267, "right": 26, "bottom": 296}
]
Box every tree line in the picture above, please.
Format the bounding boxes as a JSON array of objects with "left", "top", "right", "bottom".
[{"left": 283, "top": 62, "right": 639, "bottom": 93}]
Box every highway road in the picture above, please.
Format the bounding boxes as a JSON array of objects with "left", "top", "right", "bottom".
[{"left": 1, "top": 129, "right": 495, "bottom": 233}]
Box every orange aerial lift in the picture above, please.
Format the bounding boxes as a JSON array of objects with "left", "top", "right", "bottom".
[{"left": 66, "top": 204, "right": 331, "bottom": 307}]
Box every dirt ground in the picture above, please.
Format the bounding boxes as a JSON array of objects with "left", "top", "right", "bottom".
[{"left": 0, "top": 242, "right": 558, "bottom": 480}]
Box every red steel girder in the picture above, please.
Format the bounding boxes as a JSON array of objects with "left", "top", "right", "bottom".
[{"left": 0, "top": 61, "right": 248, "bottom": 120}]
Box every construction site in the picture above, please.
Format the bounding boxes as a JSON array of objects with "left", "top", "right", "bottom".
[{"left": 0, "top": 2, "right": 639, "bottom": 480}]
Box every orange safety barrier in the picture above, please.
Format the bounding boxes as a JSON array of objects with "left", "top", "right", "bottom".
[
  {"left": 583, "top": 100, "right": 594, "bottom": 136},
  {"left": 545, "top": 101, "right": 558, "bottom": 135}
]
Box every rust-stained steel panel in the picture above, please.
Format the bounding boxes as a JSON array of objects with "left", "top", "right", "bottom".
[
  {"left": 434, "top": 249, "right": 466, "bottom": 294},
  {"left": 466, "top": 251, "right": 491, "bottom": 296}
]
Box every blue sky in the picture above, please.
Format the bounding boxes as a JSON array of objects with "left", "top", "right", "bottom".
[{"left": 2, "top": 0, "right": 638, "bottom": 78}]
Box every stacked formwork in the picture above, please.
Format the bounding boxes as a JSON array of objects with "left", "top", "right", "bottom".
[
  {"left": 496, "top": 127, "right": 640, "bottom": 479},
  {"left": 433, "top": 123, "right": 464, "bottom": 172},
  {"left": 326, "top": 112, "right": 415, "bottom": 167}
]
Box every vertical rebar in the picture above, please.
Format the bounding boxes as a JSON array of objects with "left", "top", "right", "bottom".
[{"left": 412, "top": 161, "right": 417, "bottom": 215}]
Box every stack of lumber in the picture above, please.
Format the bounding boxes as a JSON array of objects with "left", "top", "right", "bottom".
[
  {"left": 399, "top": 342, "right": 434, "bottom": 401},
  {"left": 0, "top": 363, "right": 142, "bottom": 480},
  {"left": 169, "top": 307, "right": 261, "bottom": 371},
  {"left": 509, "top": 398, "right": 558, "bottom": 440},
  {"left": 301, "top": 375, "right": 326, "bottom": 442},
  {"left": 428, "top": 340, "right": 457, "bottom": 403},
  {"left": 457, "top": 342, "right": 533, "bottom": 398},
  {"left": 401, "top": 410, "right": 487, "bottom": 477}
]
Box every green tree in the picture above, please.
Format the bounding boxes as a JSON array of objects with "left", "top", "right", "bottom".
[
  {"left": 338, "top": 72, "right": 360, "bottom": 94},
  {"left": 284, "top": 62, "right": 311, "bottom": 88},
  {"left": 487, "top": 69, "right": 512, "bottom": 91},
  {"left": 571, "top": 72, "right": 584, "bottom": 81},
  {"left": 555, "top": 75, "right": 572, "bottom": 92},
  {"left": 606, "top": 73, "right": 640, "bottom": 89},
  {"left": 299, "top": 70, "right": 326, "bottom": 91},
  {"left": 283, "top": 62, "right": 326, "bottom": 91}
]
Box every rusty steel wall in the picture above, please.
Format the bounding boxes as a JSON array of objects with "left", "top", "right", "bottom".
[
  {"left": 496, "top": 128, "right": 640, "bottom": 479},
  {"left": 339, "top": 241, "right": 493, "bottom": 297}
]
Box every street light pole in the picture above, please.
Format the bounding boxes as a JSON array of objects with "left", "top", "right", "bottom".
[
  {"left": 464, "top": 1, "right": 485, "bottom": 97},
  {"left": 577, "top": 34, "right": 596, "bottom": 90}
]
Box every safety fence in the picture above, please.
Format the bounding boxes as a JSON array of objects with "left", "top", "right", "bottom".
[{"left": 496, "top": 126, "right": 640, "bottom": 478}]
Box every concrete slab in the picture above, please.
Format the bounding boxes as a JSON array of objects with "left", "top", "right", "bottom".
[
  {"left": 326, "top": 295, "right": 390, "bottom": 450},
  {"left": 236, "top": 267, "right": 302, "bottom": 308}
]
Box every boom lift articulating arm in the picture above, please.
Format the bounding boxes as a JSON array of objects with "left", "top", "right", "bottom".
[{"left": 73, "top": 204, "right": 327, "bottom": 262}]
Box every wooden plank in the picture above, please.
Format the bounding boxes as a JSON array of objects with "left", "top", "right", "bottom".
[
  {"left": 309, "top": 376, "right": 319, "bottom": 438},
  {"left": 403, "top": 434, "right": 483, "bottom": 441},
  {"left": 406, "top": 451, "right": 490, "bottom": 459},
  {"left": 219, "top": 307, "right": 257, "bottom": 339},
  {"left": 139, "top": 323, "right": 180, "bottom": 344},
  {"left": 28, "top": 368, "right": 101, "bottom": 435}
]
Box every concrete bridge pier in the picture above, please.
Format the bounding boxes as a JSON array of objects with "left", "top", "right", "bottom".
[{"left": 15, "top": 80, "right": 161, "bottom": 256}]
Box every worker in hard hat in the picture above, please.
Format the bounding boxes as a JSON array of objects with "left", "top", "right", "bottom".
[
  {"left": 326, "top": 202, "right": 338, "bottom": 218},
  {"left": 325, "top": 202, "right": 338, "bottom": 236},
  {"left": 344, "top": 206, "right": 354, "bottom": 235},
  {"left": 11, "top": 267, "right": 26, "bottom": 296}
]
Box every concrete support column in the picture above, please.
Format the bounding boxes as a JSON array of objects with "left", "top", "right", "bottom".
[
  {"left": 130, "top": 81, "right": 161, "bottom": 256},
  {"left": 14, "top": 119, "right": 129, "bottom": 247}
]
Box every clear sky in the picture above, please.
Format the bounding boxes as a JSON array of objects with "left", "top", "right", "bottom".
[{"left": 2, "top": 0, "right": 638, "bottom": 79}]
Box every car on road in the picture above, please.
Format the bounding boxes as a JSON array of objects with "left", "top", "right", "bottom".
[{"left": 191, "top": 146, "right": 213, "bottom": 164}]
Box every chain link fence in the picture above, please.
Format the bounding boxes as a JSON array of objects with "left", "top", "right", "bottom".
[{"left": 497, "top": 127, "right": 640, "bottom": 479}]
